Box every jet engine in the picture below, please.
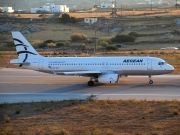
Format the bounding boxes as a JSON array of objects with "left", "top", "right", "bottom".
[{"left": 98, "top": 74, "right": 119, "bottom": 84}]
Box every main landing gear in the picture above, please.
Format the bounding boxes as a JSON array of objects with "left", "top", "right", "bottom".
[
  {"left": 88, "top": 81, "right": 94, "bottom": 86},
  {"left": 87, "top": 77, "right": 95, "bottom": 86},
  {"left": 149, "top": 75, "right": 153, "bottom": 84}
]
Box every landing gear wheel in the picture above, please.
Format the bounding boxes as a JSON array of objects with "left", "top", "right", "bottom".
[
  {"left": 149, "top": 80, "right": 153, "bottom": 84},
  {"left": 148, "top": 75, "right": 153, "bottom": 84},
  {"left": 88, "top": 81, "right": 94, "bottom": 86}
]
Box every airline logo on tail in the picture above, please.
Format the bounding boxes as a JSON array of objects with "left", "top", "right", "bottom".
[
  {"left": 13, "top": 38, "right": 38, "bottom": 56},
  {"left": 10, "top": 31, "right": 41, "bottom": 67},
  {"left": 13, "top": 37, "right": 38, "bottom": 64},
  {"left": 12, "top": 32, "right": 41, "bottom": 64}
]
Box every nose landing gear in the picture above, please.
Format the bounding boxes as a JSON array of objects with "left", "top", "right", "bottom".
[
  {"left": 149, "top": 80, "right": 153, "bottom": 84},
  {"left": 149, "top": 75, "right": 153, "bottom": 84}
]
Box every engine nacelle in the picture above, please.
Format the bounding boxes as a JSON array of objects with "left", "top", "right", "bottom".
[{"left": 98, "top": 74, "right": 119, "bottom": 84}]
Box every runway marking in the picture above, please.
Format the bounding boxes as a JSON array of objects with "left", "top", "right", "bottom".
[
  {"left": 0, "top": 93, "right": 180, "bottom": 97},
  {"left": 0, "top": 81, "right": 82, "bottom": 84},
  {"left": 0, "top": 75, "right": 179, "bottom": 77},
  {"left": 0, "top": 76, "right": 73, "bottom": 78}
]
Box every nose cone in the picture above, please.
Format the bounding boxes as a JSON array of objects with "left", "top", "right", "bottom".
[{"left": 168, "top": 64, "right": 174, "bottom": 72}]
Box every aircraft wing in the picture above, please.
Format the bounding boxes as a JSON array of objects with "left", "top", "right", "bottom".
[
  {"left": 52, "top": 70, "right": 102, "bottom": 76},
  {"left": 52, "top": 69, "right": 124, "bottom": 76}
]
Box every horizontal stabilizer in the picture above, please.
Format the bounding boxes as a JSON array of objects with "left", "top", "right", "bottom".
[{"left": 10, "top": 59, "right": 30, "bottom": 65}]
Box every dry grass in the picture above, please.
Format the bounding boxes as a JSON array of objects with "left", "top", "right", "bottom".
[
  {"left": 1, "top": 9, "right": 180, "bottom": 54},
  {"left": 0, "top": 100, "right": 180, "bottom": 135},
  {"left": 8, "top": 14, "right": 55, "bottom": 19},
  {"left": 30, "top": 39, "right": 44, "bottom": 46},
  {"left": 3, "top": 9, "right": 180, "bottom": 42},
  {"left": 8, "top": 9, "right": 180, "bottom": 19}
]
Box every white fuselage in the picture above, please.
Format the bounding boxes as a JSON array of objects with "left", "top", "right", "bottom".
[
  {"left": 10, "top": 31, "right": 174, "bottom": 85},
  {"left": 26, "top": 56, "right": 174, "bottom": 76}
]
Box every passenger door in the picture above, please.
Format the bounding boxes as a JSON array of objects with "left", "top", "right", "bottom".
[{"left": 38, "top": 59, "right": 44, "bottom": 70}]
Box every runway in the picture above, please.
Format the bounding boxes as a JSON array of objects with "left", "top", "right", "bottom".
[{"left": 0, "top": 68, "right": 180, "bottom": 103}]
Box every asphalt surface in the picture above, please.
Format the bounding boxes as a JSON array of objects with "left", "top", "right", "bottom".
[{"left": 0, "top": 68, "right": 180, "bottom": 103}]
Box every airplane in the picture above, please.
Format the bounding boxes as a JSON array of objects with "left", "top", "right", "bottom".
[{"left": 10, "top": 31, "right": 174, "bottom": 86}]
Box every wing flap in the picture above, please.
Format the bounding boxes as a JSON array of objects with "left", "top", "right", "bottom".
[{"left": 53, "top": 71, "right": 101, "bottom": 75}]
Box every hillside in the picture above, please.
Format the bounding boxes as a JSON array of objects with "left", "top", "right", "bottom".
[
  {"left": 0, "top": 0, "right": 177, "bottom": 11},
  {"left": 0, "top": 9, "right": 180, "bottom": 51}
]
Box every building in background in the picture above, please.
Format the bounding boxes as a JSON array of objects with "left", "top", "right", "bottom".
[
  {"left": 0, "top": 6, "right": 14, "bottom": 13},
  {"left": 84, "top": 18, "right": 98, "bottom": 24},
  {"left": 31, "top": 3, "right": 69, "bottom": 13},
  {"left": 100, "top": 3, "right": 114, "bottom": 8}
]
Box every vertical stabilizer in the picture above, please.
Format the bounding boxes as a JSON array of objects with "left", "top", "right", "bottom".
[{"left": 11, "top": 31, "right": 41, "bottom": 60}]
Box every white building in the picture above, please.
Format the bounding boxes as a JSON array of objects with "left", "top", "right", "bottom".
[
  {"left": 160, "top": 47, "right": 179, "bottom": 50},
  {"left": 84, "top": 18, "right": 97, "bottom": 24},
  {"left": 0, "top": 6, "right": 14, "bottom": 13},
  {"left": 31, "top": 3, "right": 69, "bottom": 13},
  {"left": 100, "top": 3, "right": 114, "bottom": 8}
]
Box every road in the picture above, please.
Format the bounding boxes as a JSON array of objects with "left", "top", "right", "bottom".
[{"left": 0, "top": 68, "right": 180, "bottom": 103}]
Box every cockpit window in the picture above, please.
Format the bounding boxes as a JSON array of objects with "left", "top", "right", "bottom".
[{"left": 158, "top": 62, "right": 166, "bottom": 65}]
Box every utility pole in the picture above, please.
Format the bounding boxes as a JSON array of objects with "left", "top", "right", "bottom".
[
  {"left": 14, "top": 4, "right": 15, "bottom": 11},
  {"left": 151, "top": 0, "right": 152, "bottom": 12},
  {"left": 107, "top": 23, "right": 111, "bottom": 36},
  {"left": 94, "top": 28, "right": 97, "bottom": 53},
  {"left": 121, "top": 4, "right": 122, "bottom": 16},
  {"left": 111, "top": 0, "right": 117, "bottom": 18},
  {"left": 176, "top": 0, "right": 178, "bottom": 9},
  {"left": 91, "top": 28, "right": 98, "bottom": 53}
]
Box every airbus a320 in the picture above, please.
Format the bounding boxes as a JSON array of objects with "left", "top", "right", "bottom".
[{"left": 10, "top": 31, "right": 174, "bottom": 86}]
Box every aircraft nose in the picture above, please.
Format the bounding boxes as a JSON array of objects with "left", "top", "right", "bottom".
[{"left": 169, "top": 65, "right": 174, "bottom": 71}]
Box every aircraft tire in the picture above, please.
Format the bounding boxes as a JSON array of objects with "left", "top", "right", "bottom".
[
  {"left": 149, "top": 80, "right": 153, "bottom": 84},
  {"left": 88, "top": 81, "right": 94, "bottom": 86}
]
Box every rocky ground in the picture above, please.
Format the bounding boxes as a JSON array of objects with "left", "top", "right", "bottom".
[{"left": 0, "top": 9, "right": 180, "bottom": 51}]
